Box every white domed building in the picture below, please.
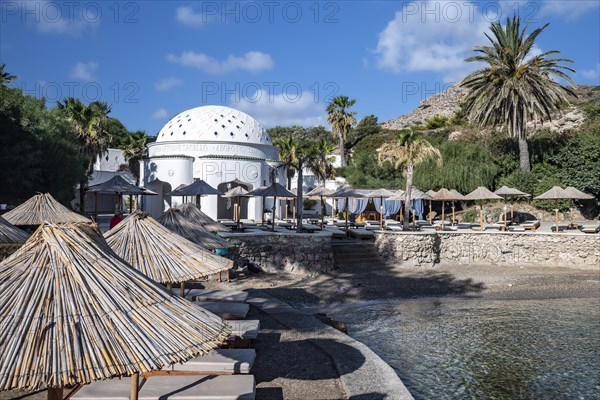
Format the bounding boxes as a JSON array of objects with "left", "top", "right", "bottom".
[{"left": 139, "top": 106, "right": 282, "bottom": 220}]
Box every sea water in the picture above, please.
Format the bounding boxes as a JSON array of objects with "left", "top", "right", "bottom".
[{"left": 310, "top": 297, "right": 600, "bottom": 400}]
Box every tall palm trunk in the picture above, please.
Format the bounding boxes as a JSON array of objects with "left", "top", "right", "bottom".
[
  {"left": 79, "top": 178, "right": 87, "bottom": 214},
  {"left": 403, "top": 162, "right": 414, "bottom": 230},
  {"left": 296, "top": 162, "right": 304, "bottom": 233},
  {"left": 338, "top": 134, "right": 346, "bottom": 167}
]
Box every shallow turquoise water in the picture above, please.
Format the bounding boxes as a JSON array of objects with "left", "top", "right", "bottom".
[{"left": 320, "top": 297, "right": 600, "bottom": 399}]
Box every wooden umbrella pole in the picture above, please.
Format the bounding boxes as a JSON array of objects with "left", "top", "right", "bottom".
[
  {"left": 345, "top": 196, "right": 349, "bottom": 233},
  {"left": 320, "top": 195, "right": 324, "bottom": 229},
  {"left": 292, "top": 204, "right": 296, "bottom": 228},
  {"left": 480, "top": 201, "right": 484, "bottom": 231},
  {"left": 451, "top": 205, "right": 455, "bottom": 226},
  {"left": 47, "top": 387, "right": 63, "bottom": 400},
  {"left": 380, "top": 196, "right": 384, "bottom": 229},
  {"left": 166, "top": 282, "right": 172, "bottom": 291},
  {"left": 429, "top": 200, "right": 432, "bottom": 225},
  {"left": 94, "top": 192, "right": 98, "bottom": 220},
  {"left": 555, "top": 208, "right": 559, "bottom": 233},
  {"left": 272, "top": 196, "right": 277, "bottom": 231},
  {"left": 130, "top": 372, "right": 140, "bottom": 400},
  {"left": 180, "top": 281, "right": 185, "bottom": 297},
  {"left": 442, "top": 201, "right": 445, "bottom": 228}
]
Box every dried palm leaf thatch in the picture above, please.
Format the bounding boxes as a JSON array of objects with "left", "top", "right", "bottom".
[
  {"left": 178, "top": 203, "right": 230, "bottom": 232},
  {"left": 0, "top": 222, "right": 230, "bottom": 392},
  {"left": 0, "top": 216, "right": 30, "bottom": 244},
  {"left": 157, "top": 209, "right": 234, "bottom": 250},
  {"left": 2, "top": 193, "right": 89, "bottom": 227},
  {"left": 104, "top": 211, "right": 232, "bottom": 284}
]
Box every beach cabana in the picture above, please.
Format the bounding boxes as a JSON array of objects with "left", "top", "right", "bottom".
[
  {"left": 86, "top": 175, "right": 157, "bottom": 217},
  {"left": 104, "top": 211, "right": 232, "bottom": 294},
  {"left": 564, "top": 187, "right": 595, "bottom": 226},
  {"left": 432, "top": 188, "right": 462, "bottom": 227},
  {"left": 494, "top": 186, "right": 530, "bottom": 222},
  {"left": 426, "top": 190, "right": 437, "bottom": 224},
  {"left": 157, "top": 208, "right": 234, "bottom": 250},
  {"left": 2, "top": 193, "right": 90, "bottom": 227},
  {"left": 534, "top": 186, "right": 573, "bottom": 232},
  {"left": 464, "top": 187, "right": 503, "bottom": 229},
  {"left": 328, "top": 186, "right": 366, "bottom": 232},
  {"left": 166, "top": 180, "right": 222, "bottom": 209},
  {"left": 305, "top": 186, "right": 335, "bottom": 229},
  {"left": 0, "top": 216, "right": 30, "bottom": 260},
  {"left": 247, "top": 183, "right": 296, "bottom": 231},
  {"left": 179, "top": 203, "right": 230, "bottom": 232},
  {"left": 0, "top": 222, "right": 229, "bottom": 398},
  {"left": 366, "top": 189, "right": 395, "bottom": 229},
  {"left": 221, "top": 186, "right": 250, "bottom": 225}
]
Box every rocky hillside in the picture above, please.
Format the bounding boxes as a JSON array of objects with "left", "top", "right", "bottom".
[{"left": 382, "top": 84, "right": 600, "bottom": 133}]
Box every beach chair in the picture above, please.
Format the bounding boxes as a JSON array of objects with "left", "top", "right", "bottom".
[
  {"left": 72, "top": 375, "right": 256, "bottom": 400},
  {"left": 194, "top": 302, "right": 249, "bottom": 320},
  {"left": 580, "top": 225, "right": 600, "bottom": 234},
  {"left": 364, "top": 221, "right": 381, "bottom": 231},
  {"left": 324, "top": 226, "right": 347, "bottom": 238},
  {"left": 521, "top": 220, "right": 540, "bottom": 230},
  {"left": 179, "top": 289, "right": 249, "bottom": 303},
  {"left": 456, "top": 222, "right": 472, "bottom": 230},
  {"left": 226, "top": 320, "right": 260, "bottom": 340},
  {"left": 508, "top": 225, "right": 526, "bottom": 232},
  {"left": 347, "top": 228, "right": 375, "bottom": 240}
]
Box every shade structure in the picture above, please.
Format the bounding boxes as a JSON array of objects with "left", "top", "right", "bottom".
[
  {"left": 86, "top": 175, "right": 151, "bottom": 195},
  {"left": 166, "top": 180, "right": 222, "bottom": 208},
  {"left": 247, "top": 183, "right": 296, "bottom": 231},
  {"left": 104, "top": 211, "right": 232, "bottom": 284},
  {"left": 534, "top": 186, "right": 572, "bottom": 232},
  {"left": 366, "top": 189, "right": 395, "bottom": 228},
  {"left": 494, "top": 186, "right": 528, "bottom": 197},
  {"left": 157, "top": 208, "right": 234, "bottom": 250},
  {"left": 432, "top": 188, "right": 462, "bottom": 227},
  {"left": 0, "top": 216, "right": 30, "bottom": 244},
  {"left": 0, "top": 222, "right": 229, "bottom": 392},
  {"left": 179, "top": 203, "right": 230, "bottom": 232},
  {"left": 3, "top": 193, "right": 90, "bottom": 227},
  {"left": 564, "top": 186, "right": 595, "bottom": 200},
  {"left": 328, "top": 186, "right": 365, "bottom": 231},
  {"left": 464, "top": 187, "right": 503, "bottom": 229},
  {"left": 305, "top": 187, "right": 335, "bottom": 229},
  {"left": 221, "top": 186, "right": 249, "bottom": 198},
  {"left": 425, "top": 190, "right": 437, "bottom": 224}
]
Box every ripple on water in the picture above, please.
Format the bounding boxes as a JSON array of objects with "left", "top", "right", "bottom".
[{"left": 323, "top": 297, "right": 600, "bottom": 400}]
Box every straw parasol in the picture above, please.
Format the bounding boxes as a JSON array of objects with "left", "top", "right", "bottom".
[
  {"left": 157, "top": 208, "right": 234, "bottom": 250},
  {"left": 366, "top": 189, "right": 394, "bottom": 229},
  {"left": 86, "top": 175, "right": 157, "bottom": 216},
  {"left": 449, "top": 189, "right": 465, "bottom": 224},
  {"left": 494, "top": 186, "right": 530, "bottom": 221},
  {"left": 0, "top": 222, "right": 229, "bottom": 397},
  {"left": 464, "top": 187, "right": 503, "bottom": 229},
  {"left": 426, "top": 190, "right": 438, "bottom": 224},
  {"left": 328, "top": 186, "right": 365, "bottom": 231},
  {"left": 389, "top": 188, "right": 430, "bottom": 225},
  {"left": 247, "top": 183, "right": 296, "bottom": 231},
  {"left": 221, "top": 186, "right": 250, "bottom": 225},
  {"left": 432, "top": 188, "right": 462, "bottom": 227},
  {"left": 104, "top": 211, "right": 232, "bottom": 294},
  {"left": 0, "top": 216, "right": 30, "bottom": 261},
  {"left": 564, "top": 187, "right": 595, "bottom": 225},
  {"left": 179, "top": 203, "right": 230, "bottom": 232},
  {"left": 305, "top": 186, "right": 335, "bottom": 229},
  {"left": 3, "top": 193, "right": 90, "bottom": 227},
  {"left": 166, "top": 180, "right": 222, "bottom": 208},
  {"left": 534, "top": 186, "right": 572, "bottom": 232}
]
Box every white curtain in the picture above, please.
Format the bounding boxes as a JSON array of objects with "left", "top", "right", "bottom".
[
  {"left": 349, "top": 198, "right": 369, "bottom": 215},
  {"left": 373, "top": 198, "right": 402, "bottom": 218},
  {"left": 411, "top": 199, "right": 424, "bottom": 220}
]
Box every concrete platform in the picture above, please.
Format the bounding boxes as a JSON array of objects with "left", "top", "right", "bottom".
[
  {"left": 194, "top": 301, "right": 249, "bottom": 319},
  {"left": 167, "top": 349, "right": 255, "bottom": 374},
  {"left": 178, "top": 288, "right": 249, "bottom": 303},
  {"left": 226, "top": 319, "right": 260, "bottom": 339}
]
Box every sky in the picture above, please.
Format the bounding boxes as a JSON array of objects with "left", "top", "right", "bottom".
[{"left": 1, "top": 1, "right": 599, "bottom": 136}]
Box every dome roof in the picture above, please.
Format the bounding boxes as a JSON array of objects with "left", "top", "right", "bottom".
[{"left": 156, "top": 106, "right": 272, "bottom": 146}]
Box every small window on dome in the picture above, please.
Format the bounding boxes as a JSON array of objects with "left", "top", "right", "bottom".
[
  {"left": 179, "top": 124, "right": 182, "bottom": 128},
  {"left": 221, "top": 125, "right": 225, "bottom": 128},
  {"left": 230, "top": 132, "right": 234, "bottom": 136},
  {"left": 188, "top": 119, "right": 191, "bottom": 122},
  {"left": 227, "top": 119, "right": 231, "bottom": 123},
  {"left": 186, "top": 114, "right": 189, "bottom": 117},
  {"left": 170, "top": 132, "right": 173, "bottom": 135},
  {"left": 214, "top": 119, "right": 218, "bottom": 122},
  {"left": 236, "top": 125, "right": 240, "bottom": 129},
  {"left": 182, "top": 131, "right": 186, "bottom": 135},
  {"left": 220, "top": 114, "right": 224, "bottom": 117},
  {"left": 245, "top": 133, "right": 249, "bottom": 138},
  {"left": 232, "top": 115, "right": 236, "bottom": 119},
  {"left": 240, "top": 121, "right": 245, "bottom": 124},
  {"left": 214, "top": 131, "right": 219, "bottom": 136}
]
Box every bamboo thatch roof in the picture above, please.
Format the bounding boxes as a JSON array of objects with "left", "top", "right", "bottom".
[
  {"left": 494, "top": 185, "right": 528, "bottom": 197},
  {"left": 104, "top": 211, "right": 232, "bottom": 284},
  {"left": 534, "top": 186, "right": 571, "bottom": 200},
  {"left": 221, "top": 186, "right": 249, "bottom": 198},
  {"left": 0, "top": 222, "right": 229, "bottom": 391},
  {"left": 464, "top": 187, "right": 503, "bottom": 201},
  {"left": 166, "top": 180, "right": 222, "bottom": 196},
  {"left": 564, "top": 186, "right": 595, "bottom": 200},
  {"left": 179, "top": 203, "right": 230, "bottom": 232},
  {"left": 432, "top": 188, "right": 462, "bottom": 201},
  {"left": 2, "top": 193, "right": 90, "bottom": 227},
  {"left": 86, "top": 175, "right": 152, "bottom": 195},
  {"left": 329, "top": 186, "right": 365, "bottom": 199},
  {"left": 366, "top": 188, "right": 395, "bottom": 198},
  {"left": 0, "top": 216, "right": 30, "bottom": 244},
  {"left": 157, "top": 209, "right": 234, "bottom": 250},
  {"left": 305, "top": 186, "right": 334, "bottom": 198},
  {"left": 248, "top": 183, "right": 296, "bottom": 198}
]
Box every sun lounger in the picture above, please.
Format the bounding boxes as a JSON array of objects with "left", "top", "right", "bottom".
[
  {"left": 457, "top": 222, "right": 472, "bottom": 229},
  {"left": 580, "top": 225, "right": 600, "bottom": 234},
  {"left": 275, "top": 220, "right": 293, "bottom": 228},
  {"left": 442, "top": 226, "right": 458, "bottom": 231},
  {"left": 364, "top": 222, "right": 382, "bottom": 231},
  {"left": 194, "top": 302, "right": 249, "bottom": 320},
  {"left": 551, "top": 225, "right": 569, "bottom": 233},
  {"left": 73, "top": 375, "right": 256, "bottom": 400},
  {"left": 521, "top": 220, "right": 540, "bottom": 230},
  {"left": 240, "top": 220, "right": 257, "bottom": 228},
  {"left": 179, "top": 289, "right": 249, "bottom": 303},
  {"left": 347, "top": 228, "right": 375, "bottom": 240},
  {"left": 324, "top": 226, "right": 347, "bottom": 238},
  {"left": 387, "top": 225, "right": 404, "bottom": 232},
  {"left": 508, "top": 225, "right": 526, "bottom": 232},
  {"left": 164, "top": 349, "right": 256, "bottom": 375},
  {"left": 226, "top": 320, "right": 260, "bottom": 340}
]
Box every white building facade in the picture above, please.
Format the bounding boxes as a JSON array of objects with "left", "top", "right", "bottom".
[{"left": 140, "top": 105, "right": 282, "bottom": 220}]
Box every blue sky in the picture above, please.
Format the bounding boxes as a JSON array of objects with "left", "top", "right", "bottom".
[{"left": 1, "top": 1, "right": 599, "bottom": 135}]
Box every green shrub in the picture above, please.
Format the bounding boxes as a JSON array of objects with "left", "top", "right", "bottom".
[
  {"left": 303, "top": 199, "right": 317, "bottom": 210},
  {"left": 463, "top": 208, "right": 479, "bottom": 223},
  {"left": 425, "top": 115, "right": 448, "bottom": 129}
]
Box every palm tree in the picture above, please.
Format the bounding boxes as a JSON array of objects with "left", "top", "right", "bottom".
[
  {"left": 121, "top": 131, "right": 148, "bottom": 184},
  {"left": 57, "top": 98, "right": 112, "bottom": 213},
  {"left": 378, "top": 131, "right": 442, "bottom": 230},
  {"left": 461, "top": 16, "right": 576, "bottom": 172},
  {"left": 275, "top": 135, "right": 299, "bottom": 190},
  {"left": 326, "top": 96, "right": 357, "bottom": 167},
  {"left": 0, "top": 64, "right": 17, "bottom": 86}
]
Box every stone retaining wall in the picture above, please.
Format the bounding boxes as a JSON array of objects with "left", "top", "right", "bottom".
[
  {"left": 222, "top": 231, "right": 334, "bottom": 275},
  {"left": 375, "top": 231, "right": 600, "bottom": 269}
]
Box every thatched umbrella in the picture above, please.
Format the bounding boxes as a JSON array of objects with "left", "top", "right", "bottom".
[
  {"left": 3, "top": 193, "right": 90, "bottom": 228},
  {"left": 534, "top": 186, "right": 572, "bottom": 232},
  {"left": 449, "top": 189, "right": 465, "bottom": 223},
  {"left": 464, "top": 187, "right": 503, "bottom": 229},
  {"left": 86, "top": 175, "right": 157, "bottom": 217},
  {"left": 426, "top": 190, "right": 437, "bottom": 224},
  {"left": 366, "top": 189, "right": 394, "bottom": 228},
  {"left": 0, "top": 222, "right": 229, "bottom": 398},
  {"left": 564, "top": 186, "right": 595, "bottom": 225},
  {"left": 104, "top": 211, "right": 232, "bottom": 294},
  {"left": 305, "top": 186, "right": 335, "bottom": 229},
  {"left": 328, "top": 186, "right": 365, "bottom": 232},
  {"left": 432, "top": 188, "right": 462, "bottom": 227},
  {"left": 166, "top": 180, "right": 222, "bottom": 209},
  {"left": 221, "top": 186, "right": 250, "bottom": 225},
  {"left": 157, "top": 208, "right": 234, "bottom": 250},
  {"left": 0, "top": 217, "right": 30, "bottom": 261},
  {"left": 494, "top": 186, "right": 530, "bottom": 221},
  {"left": 389, "top": 188, "right": 430, "bottom": 226},
  {"left": 247, "top": 183, "right": 296, "bottom": 231},
  {"left": 179, "top": 203, "right": 230, "bottom": 232}
]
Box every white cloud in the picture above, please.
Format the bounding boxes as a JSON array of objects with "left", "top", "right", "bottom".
[
  {"left": 69, "top": 62, "right": 98, "bottom": 81},
  {"left": 175, "top": 6, "right": 209, "bottom": 28},
  {"left": 154, "top": 77, "right": 183, "bottom": 91},
  {"left": 234, "top": 89, "right": 326, "bottom": 128},
  {"left": 167, "top": 51, "right": 274, "bottom": 74},
  {"left": 18, "top": 0, "right": 99, "bottom": 36},
  {"left": 151, "top": 108, "right": 168, "bottom": 120},
  {"left": 580, "top": 64, "right": 600, "bottom": 82},
  {"left": 540, "top": 0, "right": 600, "bottom": 21},
  {"left": 374, "top": 1, "right": 492, "bottom": 82}
]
